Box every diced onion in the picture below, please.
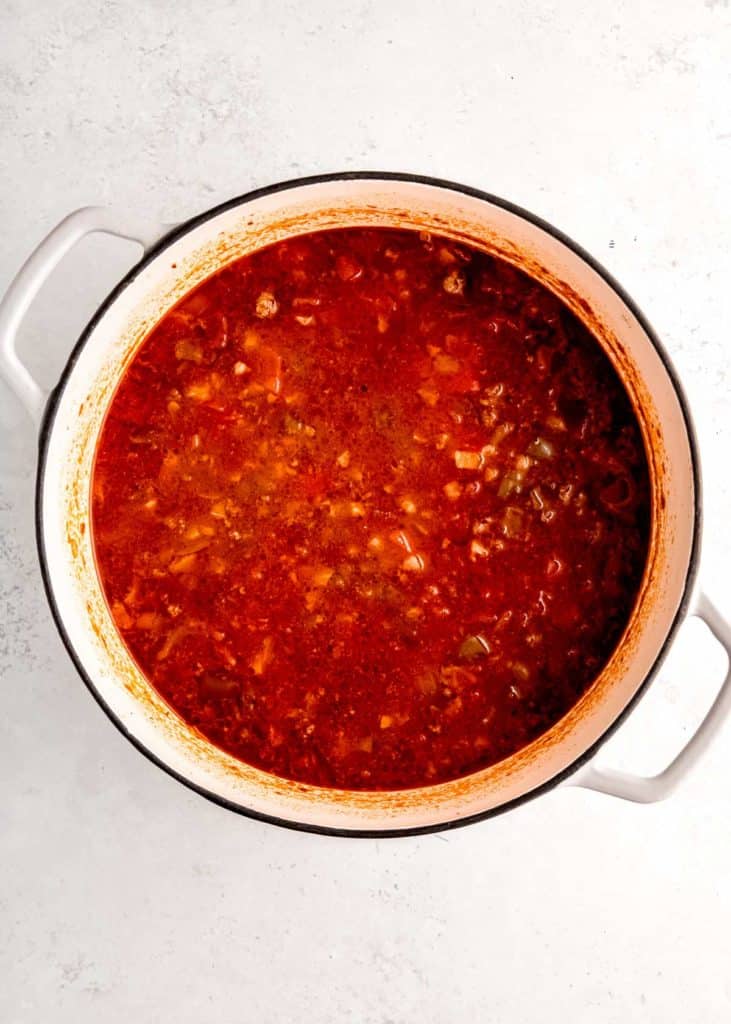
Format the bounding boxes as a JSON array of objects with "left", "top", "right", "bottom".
[
  {"left": 442, "top": 269, "right": 465, "bottom": 295},
  {"left": 255, "top": 291, "right": 278, "bottom": 318},
  {"left": 454, "top": 450, "right": 483, "bottom": 471},
  {"left": 470, "top": 539, "right": 490, "bottom": 560}
]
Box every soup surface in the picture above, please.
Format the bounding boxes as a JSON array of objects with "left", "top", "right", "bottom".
[{"left": 92, "top": 227, "right": 650, "bottom": 790}]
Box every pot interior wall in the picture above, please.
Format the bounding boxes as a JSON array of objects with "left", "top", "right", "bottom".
[{"left": 39, "top": 177, "right": 696, "bottom": 832}]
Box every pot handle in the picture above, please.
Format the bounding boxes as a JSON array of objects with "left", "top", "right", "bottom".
[
  {"left": 570, "top": 591, "right": 731, "bottom": 802},
  {"left": 0, "top": 206, "right": 170, "bottom": 426}
]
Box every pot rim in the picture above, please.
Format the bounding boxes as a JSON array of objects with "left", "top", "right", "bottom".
[{"left": 34, "top": 170, "right": 702, "bottom": 837}]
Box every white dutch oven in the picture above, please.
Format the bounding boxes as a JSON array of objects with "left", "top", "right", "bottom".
[{"left": 1, "top": 173, "right": 729, "bottom": 836}]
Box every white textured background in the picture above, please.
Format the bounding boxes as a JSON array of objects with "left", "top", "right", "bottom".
[{"left": 1, "top": 2, "right": 730, "bottom": 1022}]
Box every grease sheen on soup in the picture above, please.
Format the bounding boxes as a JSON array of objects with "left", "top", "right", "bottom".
[{"left": 92, "top": 227, "right": 650, "bottom": 790}]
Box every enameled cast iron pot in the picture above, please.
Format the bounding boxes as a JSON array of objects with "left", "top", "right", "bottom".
[{"left": 2, "top": 173, "right": 730, "bottom": 836}]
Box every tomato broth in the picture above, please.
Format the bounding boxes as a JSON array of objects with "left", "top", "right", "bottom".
[{"left": 92, "top": 227, "right": 650, "bottom": 790}]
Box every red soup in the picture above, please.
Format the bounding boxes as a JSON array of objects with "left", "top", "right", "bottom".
[{"left": 92, "top": 227, "right": 650, "bottom": 790}]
